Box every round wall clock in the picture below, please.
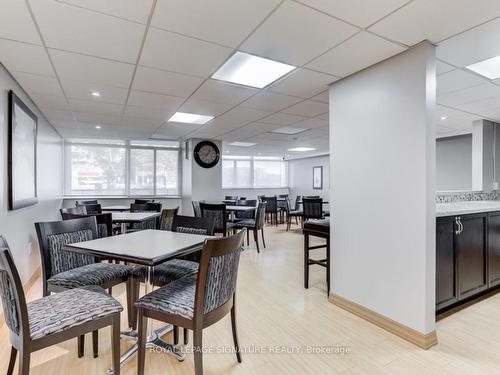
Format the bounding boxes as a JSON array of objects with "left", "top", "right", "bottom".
[{"left": 193, "top": 140, "right": 220, "bottom": 168}]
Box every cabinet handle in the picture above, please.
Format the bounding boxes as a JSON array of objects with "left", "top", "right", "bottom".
[
  {"left": 458, "top": 217, "right": 463, "bottom": 234},
  {"left": 455, "top": 217, "right": 461, "bottom": 235}
]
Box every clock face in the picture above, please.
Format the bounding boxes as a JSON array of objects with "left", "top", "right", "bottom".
[{"left": 194, "top": 141, "right": 220, "bottom": 168}]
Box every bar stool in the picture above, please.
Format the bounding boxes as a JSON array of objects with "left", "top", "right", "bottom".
[{"left": 303, "top": 219, "right": 330, "bottom": 295}]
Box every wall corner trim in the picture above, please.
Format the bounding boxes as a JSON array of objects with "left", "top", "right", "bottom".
[{"left": 329, "top": 293, "right": 438, "bottom": 349}]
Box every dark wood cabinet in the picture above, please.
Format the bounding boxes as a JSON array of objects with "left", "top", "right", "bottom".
[
  {"left": 436, "top": 216, "right": 457, "bottom": 310},
  {"left": 488, "top": 212, "right": 500, "bottom": 287}
]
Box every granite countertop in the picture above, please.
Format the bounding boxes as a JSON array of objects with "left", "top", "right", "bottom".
[{"left": 436, "top": 201, "right": 500, "bottom": 217}]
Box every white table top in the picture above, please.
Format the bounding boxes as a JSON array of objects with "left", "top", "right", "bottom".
[
  {"left": 226, "top": 205, "right": 256, "bottom": 211},
  {"left": 64, "top": 229, "right": 213, "bottom": 266},
  {"left": 102, "top": 205, "right": 130, "bottom": 211},
  {"left": 111, "top": 212, "right": 160, "bottom": 223}
]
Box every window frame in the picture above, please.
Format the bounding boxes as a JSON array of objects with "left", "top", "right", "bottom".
[
  {"left": 64, "top": 139, "right": 181, "bottom": 198},
  {"left": 222, "top": 156, "right": 288, "bottom": 189}
]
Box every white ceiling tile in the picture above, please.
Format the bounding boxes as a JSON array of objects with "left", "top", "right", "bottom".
[
  {"left": 127, "top": 90, "right": 184, "bottom": 111},
  {"left": 31, "top": 93, "right": 70, "bottom": 111},
  {"left": 437, "top": 17, "right": 500, "bottom": 67},
  {"left": 220, "top": 106, "right": 272, "bottom": 122},
  {"left": 268, "top": 68, "right": 338, "bottom": 98},
  {"left": 191, "top": 80, "right": 258, "bottom": 105},
  {"left": 306, "top": 31, "right": 405, "bottom": 77},
  {"left": 49, "top": 49, "right": 134, "bottom": 88},
  {"left": 140, "top": 28, "right": 232, "bottom": 78},
  {"left": 69, "top": 99, "right": 124, "bottom": 116},
  {"left": 12, "top": 72, "right": 64, "bottom": 96},
  {"left": 436, "top": 60, "right": 456, "bottom": 75},
  {"left": 120, "top": 117, "right": 162, "bottom": 129},
  {"left": 317, "top": 112, "right": 329, "bottom": 120},
  {"left": 152, "top": 0, "right": 280, "bottom": 48},
  {"left": 178, "top": 98, "right": 233, "bottom": 117},
  {"left": 61, "top": 80, "right": 129, "bottom": 104},
  {"left": 0, "top": 0, "right": 41, "bottom": 44},
  {"left": 57, "top": 0, "right": 154, "bottom": 24},
  {"left": 437, "top": 70, "right": 487, "bottom": 95},
  {"left": 259, "top": 113, "right": 307, "bottom": 125},
  {"left": 438, "top": 83, "right": 500, "bottom": 107},
  {"left": 292, "top": 117, "right": 329, "bottom": 129},
  {"left": 242, "top": 92, "right": 303, "bottom": 112},
  {"left": 296, "top": 0, "right": 409, "bottom": 28},
  {"left": 437, "top": 105, "right": 481, "bottom": 129},
  {"left": 224, "top": 123, "right": 279, "bottom": 139},
  {"left": 123, "top": 105, "right": 171, "bottom": 122},
  {"left": 44, "top": 109, "right": 75, "bottom": 121},
  {"left": 73, "top": 112, "right": 122, "bottom": 125},
  {"left": 30, "top": 0, "right": 145, "bottom": 63},
  {"left": 240, "top": 1, "right": 358, "bottom": 66},
  {"left": 0, "top": 40, "right": 53, "bottom": 76},
  {"left": 154, "top": 122, "right": 203, "bottom": 139},
  {"left": 369, "top": 0, "right": 500, "bottom": 45},
  {"left": 309, "top": 90, "right": 329, "bottom": 103},
  {"left": 282, "top": 100, "right": 328, "bottom": 117},
  {"left": 458, "top": 96, "right": 500, "bottom": 114},
  {"left": 132, "top": 66, "right": 203, "bottom": 97}
]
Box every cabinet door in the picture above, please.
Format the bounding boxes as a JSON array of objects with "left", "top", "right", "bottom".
[
  {"left": 436, "top": 217, "right": 457, "bottom": 310},
  {"left": 456, "top": 214, "right": 487, "bottom": 299},
  {"left": 488, "top": 212, "right": 500, "bottom": 287}
]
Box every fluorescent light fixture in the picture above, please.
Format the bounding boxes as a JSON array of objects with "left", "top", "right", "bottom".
[
  {"left": 91, "top": 91, "right": 100, "bottom": 97},
  {"left": 466, "top": 56, "right": 500, "bottom": 79},
  {"left": 440, "top": 116, "right": 447, "bottom": 121},
  {"left": 212, "top": 51, "right": 296, "bottom": 88},
  {"left": 95, "top": 125, "right": 102, "bottom": 129},
  {"left": 271, "top": 126, "right": 308, "bottom": 135},
  {"left": 288, "top": 147, "right": 315, "bottom": 152},
  {"left": 168, "top": 112, "right": 214, "bottom": 124},
  {"left": 229, "top": 142, "right": 256, "bottom": 147}
]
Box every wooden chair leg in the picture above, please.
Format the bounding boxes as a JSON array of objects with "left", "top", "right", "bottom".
[
  {"left": 246, "top": 229, "right": 249, "bottom": 246},
  {"left": 253, "top": 229, "right": 260, "bottom": 253},
  {"left": 7, "top": 346, "right": 17, "bottom": 375},
  {"left": 111, "top": 315, "right": 121, "bottom": 375},
  {"left": 183, "top": 328, "right": 189, "bottom": 345},
  {"left": 231, "top": 295, "right": 242, "bottom": 363},
  {"left": 261, "top": 229, "right": 266, "bottom": 248},
  {"left": 304, "top": 234, "right": 309, "bottom": 289},
  {"left": 126, "top": 277, "right": 134, "bottom": 329},
  {"left": 18, "top": 349, "right": 30, "bottom": 375},
  {"left": 78, "top": 335, "right": 84, "bottom": 358},
  {"left": 92, "top": 330, "right": 99, "bottom": 358},
  {"left": 193, "top": 329, "right": 203, "bottom": 375},
  {"left": 173, "top": 326, "right": 179, "bottom": 345},
  {"left": 137, "top": 309, "right": 147, "bottom": 375},
  {"left": 108, "top": 287, "right": 112, "bottom": 294}
]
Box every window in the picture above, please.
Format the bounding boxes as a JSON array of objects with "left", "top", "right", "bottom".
[
  {"left": 65, "top": 139, "right": 180, "bottom": 196},
  {"left": 222, "top": 156, "right": 288, "bottom": 188}
]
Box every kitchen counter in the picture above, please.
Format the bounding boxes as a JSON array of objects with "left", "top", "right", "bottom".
[{"left": 436, "top": 201, "right": 500, "bottom": 217}]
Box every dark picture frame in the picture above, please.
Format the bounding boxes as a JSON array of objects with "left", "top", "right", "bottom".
[
  {"left": 313, "top": 166, "right": 323, "bottom": 190},
  {"left": 8, "top": 90, "right": 38, "bottom": 210}
]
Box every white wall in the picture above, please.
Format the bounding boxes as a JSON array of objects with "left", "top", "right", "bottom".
[
  {"left": 436, "top": 135, "right": 472, "bottom": 191},
  {"left": 289, "top": 155, "right": 329, "bottom": 200},
  {"left": 0, "top": 64, "right": 63, "bottom": 284},
  {"left": 330, "top": 43, "right": 436, "bottom": 335}
]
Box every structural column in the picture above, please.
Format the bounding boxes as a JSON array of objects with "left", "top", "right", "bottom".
[{"left": 329, "top": 42, "right": 437, "bottom": 348}]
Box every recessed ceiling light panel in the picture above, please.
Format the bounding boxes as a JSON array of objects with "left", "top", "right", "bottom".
[
  {"left": 288, "top": 147, "right": 315, "bottom": 152},
  {"left": 271, "top": 126, "right": 308, "bottom": 135},
  {"left": 466, "top": 56, "right": 500, "bottom": 79},
  {"left": 229, "top": 142, "right": 256, "bottom": 147},
  {"left": 212, "top": 51, "right": 296, "bottom": 89},
  {"left": 168, "top": 112, "right": 214, "bottom": 124}
]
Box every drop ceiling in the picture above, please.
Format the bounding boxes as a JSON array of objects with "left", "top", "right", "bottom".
[{"left": 2, "top": 0, "right": 500, "bottom": 158}]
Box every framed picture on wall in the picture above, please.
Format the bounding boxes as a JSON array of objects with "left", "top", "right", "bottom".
[
  {"left": 8, "top": 90, "right": 38, "bottom": 210},
  {"left": 313, "top": 166, "right": 323, "bottom": 190}
]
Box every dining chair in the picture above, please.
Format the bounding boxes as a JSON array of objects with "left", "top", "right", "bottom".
[
  {"left": 302, "top": 198, "right": 324, "bottom": 223},
  {"left": 288, "top": 196, "right": 304, "bottom": 227},
  {"left": 192, "top": 201, "right": 202, "bottom": 217},
  {"left": 35, "top": 217, "right": 134, "bottom": 357},
  {"left": 75, "top": 200, "right": 98, "bottom": 205},
  {"left": 80, "top": 203, "right": 102, "bottom": 215},
  {"left": 234, "top": 203, "right": 266, "bottom": 252},
  {"left": 200, "top": 202, "right": 235, "bottom": 236},
  {"left": 233, "top": 199, "right": 257, "bottom": 222},
  {"left": 0, "top": 237, "right": 122, "bottom": 375},
  {"left": 60, "top": 206, "right": 86, "bottom": 216},
  {"left": 276, "top": 194, "right": 289, "bottom": 223},
  {"left": 159, "top": 207, "right": 179, "bottom": 231},
  {"left": 130, "top": 202, "right": 162, "bottom": 230},
  {"left": 224, "top": 195, "right": 238, "bottom": 205},
  {"left": 60, "top": 211, "right": 113, "bottom": 238},
  {"left": 134, "top": 199, "right": 153, "bottom": 204},
  {"left": 261, "top": 197, "right": 278, "bottom": 226},
  {"left": 135, "top": 229, "right": 246, "bottom": 375}
]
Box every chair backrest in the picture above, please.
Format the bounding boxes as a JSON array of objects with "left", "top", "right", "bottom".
[
  {"left": 302, "top": 198, "right": 323, "bottom": 220},
  {"left": 255, "top": 202, "right": 267, "bottom": 229},
  {"left": 130, "top": 202, "right": 162, "bottom": 212},
  {"left": 172, "top": 215, "right": 215, "bottom": 236},
  {"left": 60, "top": 212, "right": 113, "bottom": 238},
  {"left": 0, "top": 237, "right": 29, "bottom": 338},
  {"left": 294, "top": 195, "right": 302, "bottom": 211},
  {"left": 239, "top": 197, "right": 246, "bottom": 200},
  {"left": 304, "top": 196, "right": 320, "bottom": 199},
  {"left": 134, "top": 199, "right": 153, "bottom": 204},
  {"left": 277, "top": 194, "right": 289, "bottom": 209},
  {"left": 35, "top": 217, "right": 98, "bottom": 294},
  {"left": 76, "top": 200, "right": 98, "bottom": 206},
  {"left": 60, "top": 206, "right": 86, "bottom": 217},
  {"left": 225, "top": 195, "right": 238, "bottom": 201},
  {"left": 82, "top": 203, "right": 102, "bottom": 214},
  {"left": 192, "top": 201, "right": 202, "bottom": 217},
  {"left": 159, "top": 207, "right": 179, "bottom": 231},
  {"left": 235, "top": 199, "right": 257, "bottom": 219},
  {"left": 261, "top": 196, "right": 277, "bottom": 213},
  {"left": 257, "top": 195, "right": 265, "bottom": 202},
  {"left": 200, "top": 203, "right": 227, "bottom": 233},
  {"left": 194, "top": 229, "right": 246, "bottom": 319}
]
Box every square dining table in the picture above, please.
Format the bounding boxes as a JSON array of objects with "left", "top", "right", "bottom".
[
  {"left": 63, "top": 229, "right": 214, "bottom": 371},
  {"left": 102, "top": 205, "right": 131, "bottom": 212},
  {"left": 111, "top": 212, "right": 161, "bottom": 234},
  {"left": 226, "top": 205, "right": 256, "bottom": 221}
]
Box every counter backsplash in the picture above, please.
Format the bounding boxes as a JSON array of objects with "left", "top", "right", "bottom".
[{"left": 436, "top": 191, "right": 500, "bottom": 203}]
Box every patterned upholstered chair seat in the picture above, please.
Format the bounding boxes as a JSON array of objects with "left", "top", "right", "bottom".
[
  {"left": 135, "top": 276, "right": 197, "bottom": 319},
  {"left": 48, "top": 263, "right": 132, "bottom": 289},
  {"left": 231, "top": 219, "right": 255, "bottom": 227},
  {"left": 28, "top": 285, "right": 123, "bottom": 340},
  {"left": 132, "top": 259, "right": 198, "bottom": 286}
]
